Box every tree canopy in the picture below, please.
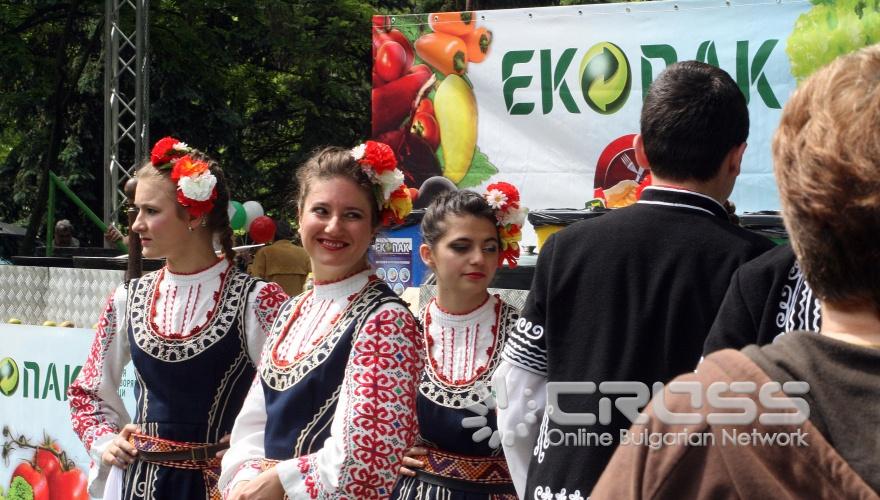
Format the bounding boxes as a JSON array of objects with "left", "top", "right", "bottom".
[{"left": 0, "top": 0, "right": 605, "bottom": 252}]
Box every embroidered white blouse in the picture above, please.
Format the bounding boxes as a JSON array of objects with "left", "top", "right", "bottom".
[
  {"left": 219, "top": 270, "right": 423, "bottom": 499},
  {"left": 68, "top": 259, "right": 286, "bottom": 496},
  {"left": 423, "top": 296, "right": 501, "bottom": 387}
]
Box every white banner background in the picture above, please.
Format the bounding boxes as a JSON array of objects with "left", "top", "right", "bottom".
[
  {"left": 0, "top": 324, "right": 135, "bottom": 499},
  {"left": 392, "top": 0, "right": 811, "bottom": 244}
]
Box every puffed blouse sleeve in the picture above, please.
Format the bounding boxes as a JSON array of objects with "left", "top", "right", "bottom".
[
  {"left": 67, "top": 283, "right": 132, "bottom": 497},
  {"left": 272, "top": 300, "right": 423, "bottom": 499},
  {"left": 244, "top": 281, "right": 288, "bottom": 366}
]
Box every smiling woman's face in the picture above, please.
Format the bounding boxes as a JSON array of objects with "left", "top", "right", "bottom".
[{"left": 298, "top": 176, "right": 377, "bottom": 281}]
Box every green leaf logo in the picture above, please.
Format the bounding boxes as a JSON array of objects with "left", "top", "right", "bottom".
[
  {"left": 579, "top": 42, "right": 631, "bottom": 114},
  {"left": 0, "top": 357, "right": 19, "bottom": 396}
]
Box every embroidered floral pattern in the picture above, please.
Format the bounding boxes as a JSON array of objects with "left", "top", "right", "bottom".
[
  {"left": 69, "top": 291, "right": 122, "bottom": 450},
  {"left": 260, "top": 279, "right": 392, "bottom": 390},
  {"left": 420, "top": 300, "right": 518, "bottom": 409},
  {"left": 129, "top": 269, "right": 255, "bottom": 362},
  {"left": 253, "top": 282, "right": 287, "bottom": 334},
  {"left": 776, "top": 260, "right": 820, "bottom": 335},
  {"left": 333, "top": 306, "right": 422, "bottom": 498}
]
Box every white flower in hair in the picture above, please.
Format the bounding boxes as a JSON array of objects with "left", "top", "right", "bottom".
[
  {"left": 172, "top": 141, "right": 190, "bottom": 152},
  {"left": 485, "top": 188, "right": 508, "bottom": 210},
  {"left": 351, "top": 143, "right": 367, "bottom": 161},
  {"left": 178, "top": 171, "right": 217, "bottom": 201},
  {"left": 377, "top": 169, "right": 404, "bottom": 201},
  {"left": 501, "top": 206, "right": 528, "bottom": 227}
]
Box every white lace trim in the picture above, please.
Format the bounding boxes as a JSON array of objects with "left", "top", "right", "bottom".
[
  {"left": 129, "top": 269, "right": 253, "bottom": 362},
  {"left": 426, "top": 297, "right": 497, "bottom": 384},
  {"left": 152, "top": 260, "right": 231, "bottom": 339},
  {"left": 419, "top": 299, "right": 518, "bottom": 408}
]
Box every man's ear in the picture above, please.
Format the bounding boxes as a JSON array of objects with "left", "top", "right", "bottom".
[
  {"left": 633, "top": 134, "right": 651, "bottom": 169},
  {"left": 419, "top": 243, "right": 435, "bottom": 269},
  {"left": 728, "top": 142, "right": 747, "bottom": 177}
]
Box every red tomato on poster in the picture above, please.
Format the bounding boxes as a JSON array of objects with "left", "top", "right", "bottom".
[
  {"left": 12, "top": 462, "right": 49, "bottom": 500},
  {"left": 49, "top": 468, "right": 89, "bottom": 500},
  {"left": 411, "top": 112, "right": 440, "bottom": 151},
  {"left": 35, "top": 447, "right": 61, "bottom": 479},
  {"left": 375, "top": 41, "right": 407, "bottom": 83}
]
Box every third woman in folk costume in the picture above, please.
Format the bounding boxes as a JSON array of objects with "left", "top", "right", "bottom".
[{"left": 393, "top": 185, "right": 526, "bottom": 499}]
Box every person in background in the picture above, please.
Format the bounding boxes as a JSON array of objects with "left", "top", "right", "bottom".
[
  {"left": 67, "top": 137, "right": 286, "bottom": 500},
  {"left": 54, "top": 219, "right": 80, "bottom": 247},
  {"left": 593, "top": 43, "right": 880, "bottom": 499},
  {"left": 702, "top": 243, "right": 821, "bottom": 356},
  {"left": 393, "top": 187, "right": 525, "bottom": 499},
  {"left": 248, "top": 218, "right": 311, "bottom": 296},
  {"left": 220, "top": 141, "right": 422, "bottom": 499},
  {"left": 493, "top": 61, "right": 774, "bottom": 498}
]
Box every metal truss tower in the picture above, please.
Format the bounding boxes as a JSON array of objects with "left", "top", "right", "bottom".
[{"left": 103, "top": 0, "right": 149, "bottom": 226}]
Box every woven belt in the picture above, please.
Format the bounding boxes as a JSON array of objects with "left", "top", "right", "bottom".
[
  {"left": 136, "top": 442, "right": 229, "bottom": 462},
  {"left": 129, "top": 433, "right": 228, "bottom": 469},
  {"left": 415, "top": 448, "right": 516, "bottom": 495}
]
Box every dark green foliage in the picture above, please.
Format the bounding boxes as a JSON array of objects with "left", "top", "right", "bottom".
[{"left": 0, "top": 0, "right": 617, "bottom": 251}]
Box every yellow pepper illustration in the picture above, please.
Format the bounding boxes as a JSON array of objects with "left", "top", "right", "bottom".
[{"left": 434, "top": 74, "right": 477, "bottom": 184}]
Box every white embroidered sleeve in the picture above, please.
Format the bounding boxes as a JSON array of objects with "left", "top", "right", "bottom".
[
  {"left": 244, "top": 281, "right": 287, "bottom": 366},
  {"left": 67, "top": 284, "right": 132, "bottom": 497},
  {"left": 219, "top": 376, "right": 268, "bottom": 497},
  {"left": 274, "top": 302, "right": 423, "bottom": 499},
  {"left": 493, "top": 360, "right": 547, "bottom": 499}
]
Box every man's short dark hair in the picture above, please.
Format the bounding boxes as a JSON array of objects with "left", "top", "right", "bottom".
[
  {"left": 274, "top": 218, "right": 293, "bottom": 241},
  {"left": 641, "top": 61, "right": 749, "bottom": 181}
]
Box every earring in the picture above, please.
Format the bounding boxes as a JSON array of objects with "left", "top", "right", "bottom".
[
  {"left": 188, "top": 226, "right": 194, "bottom": 232},
  {"left": 200, "top": 219, "right": 208, "bottom": 227}
]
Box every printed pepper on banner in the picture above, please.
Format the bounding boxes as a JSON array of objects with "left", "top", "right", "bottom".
[{"left": 370, "top": 12, "right": 498, "bottom": 190}]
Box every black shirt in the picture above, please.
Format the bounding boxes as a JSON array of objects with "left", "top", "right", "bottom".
[{"left": 503, "top": 186, "right": 775, "bottom": 496}]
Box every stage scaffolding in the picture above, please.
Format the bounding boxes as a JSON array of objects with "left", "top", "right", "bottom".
[{"left": 103, "top": 0, "right": 149, "bottom": 226}]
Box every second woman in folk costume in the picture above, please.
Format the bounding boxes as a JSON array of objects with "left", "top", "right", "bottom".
[
  {"left": 220, "top": 142, "right": 423, "bottom": 499},
  {"left": 67, "top": 137, "right": 287, "bottom": 500},
  {"left": 392, "top": 185, "right": 526, "bottom": 499}
]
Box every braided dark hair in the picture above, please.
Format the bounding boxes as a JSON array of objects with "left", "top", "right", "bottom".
[{"left": 421, "top": 190, "right": 497, "bottom": 247}]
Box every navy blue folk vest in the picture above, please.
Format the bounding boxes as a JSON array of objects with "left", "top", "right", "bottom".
[
  {"left": 260, "top": 278, "right": 404, "bottom": 460},
  {"left": 127, "top": 269, "right": 260, "bottom": 444}
]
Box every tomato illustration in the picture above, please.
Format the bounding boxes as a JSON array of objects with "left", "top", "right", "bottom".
[
  {"left": 375, "top": 41, "right": 407, "bottom": 83},
  {"left": 411, "top": 112, "right": 440, "bottom": 151},
  {"left": 35, "top": 447, "right": 61, "bottom": 479},
  {"left": 12, "top": 462, "right": 50, "bottom": 500},
  {"left": 49, "top": 468, "right": 89, "bottom": 500},
  {"left": 385, "top": 29, "right": 414, "bottom": 71}
]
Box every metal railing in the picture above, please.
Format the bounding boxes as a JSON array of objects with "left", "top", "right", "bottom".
[{"left": 47, "top": 171, "right": 128, "bottom": 256}]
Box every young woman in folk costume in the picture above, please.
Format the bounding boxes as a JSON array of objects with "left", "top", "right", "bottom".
[
  {"left": 392, "top": 184, "right": 526, "bottom": 500},
  {"left": 219, "top": 142, "right": 423, "bottom": 499},
  {"left": 67, "top": 137, "right": 287, "bottom": 500}
]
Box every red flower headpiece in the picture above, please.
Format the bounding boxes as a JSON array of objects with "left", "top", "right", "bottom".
[
  {"left": 149, "top": 136, "right": 218, "bottom": 219},
  {"left": 351, "top": 140, "right": 413, "bottom": 226},
  {"left": 483, "top": 182, "right": 527, "bottom": 268}
]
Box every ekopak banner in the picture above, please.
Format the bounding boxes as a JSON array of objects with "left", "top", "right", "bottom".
[
  {"left": 371, "top": 0, "right": 875, "bottom": 244},
  {"left": 0, "top": 324, "right": 136, "bottom": 500}
]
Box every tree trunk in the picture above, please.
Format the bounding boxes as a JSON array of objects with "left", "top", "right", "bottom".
[{"left": 20, "top": 7, "right": 103, "bottom": 256}]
